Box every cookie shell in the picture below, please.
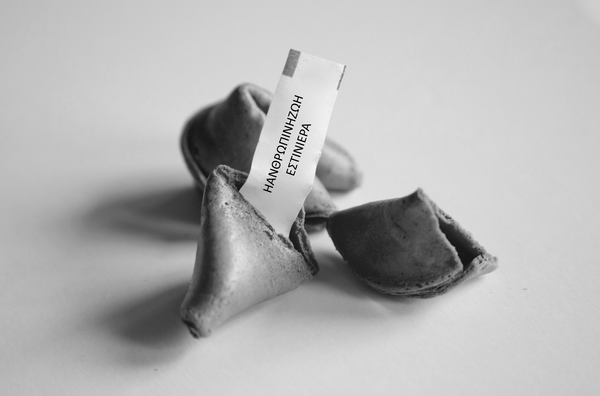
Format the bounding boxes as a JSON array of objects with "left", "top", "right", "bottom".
[
  {"left": 316, "top": 138, "right": 363, "bottom": 191},
  {"left": 326, "top": 189, "right": 497, "bottom": 298},
  {"left": 180, "top": 165, "right": 318, "bottom": 337}
]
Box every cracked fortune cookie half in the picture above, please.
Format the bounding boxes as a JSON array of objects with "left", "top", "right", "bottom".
[
  {"left": 180, "top": 83, "right": 362, "bottom": 231},
  {"left": 180, "top": 165, "right": 318, "bottom": 337},
  {"left": 326, "top": 189, "right": 497, "bottom": 298}
]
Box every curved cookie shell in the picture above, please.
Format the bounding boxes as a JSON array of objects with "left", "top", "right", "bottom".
[
  {"left": 180, "top": 165, "right": 318, "bottom": 337},
  {"left": 182, "top": 84, "right": 270, "bottom": 181},
  {"left": 180, "top": 83, "right": 358, "bottom": 230},
  {"left": 326, "top": 189, "right": 497, "bottom": 298},
  {"left": 316, "top": 138, "right": 362, "bottom": 191}
]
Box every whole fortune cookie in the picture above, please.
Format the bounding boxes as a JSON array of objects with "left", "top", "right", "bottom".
[
  {"left": 180, "top": 165, "right": 318, "bottom": 337},
  {"left": 180, "top": 83, "right": 362, "bottom": 231},
  {"left": 326, "top": 189, "right": 498, "bottom": 297}
]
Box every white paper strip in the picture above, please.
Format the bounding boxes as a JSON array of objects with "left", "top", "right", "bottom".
[{"left": 239, "top": 49, "right": 345, "bottom": 235}]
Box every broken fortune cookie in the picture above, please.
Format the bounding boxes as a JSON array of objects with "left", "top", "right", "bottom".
[
  {"left": 326, "top": 189, "right": 497, "bottom": 298},
  {"left": 180, "top": 165, "right": 318, "bottom": 337},
  {"left": 180, "top": 83, "right": 362, "bottom": 230}
]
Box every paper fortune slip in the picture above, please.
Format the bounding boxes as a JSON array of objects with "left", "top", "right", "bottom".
[{"left": 239, "top": 49, "right": 346, "bottom": 235}]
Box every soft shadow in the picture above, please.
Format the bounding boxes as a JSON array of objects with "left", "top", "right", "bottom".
[
  {"left": 85, "top": 185, "right": 203, "bottom": 242},
  {"left": 312, "top": 251, "right": 378, "bottom": 296},
  {"left": 298, "top": 251, "right": 428, "bottom": 318},
  {"left": 101, "top": 282, "right": 192, "bottom": 366}
]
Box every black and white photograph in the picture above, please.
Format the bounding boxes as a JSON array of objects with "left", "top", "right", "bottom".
[{"left": 1, "top": 1, "right": 599, "bottom": 394}]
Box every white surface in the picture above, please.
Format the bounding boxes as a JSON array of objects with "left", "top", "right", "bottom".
[{"left": 1, "top": 1, "right": 599, "bottom": 395}]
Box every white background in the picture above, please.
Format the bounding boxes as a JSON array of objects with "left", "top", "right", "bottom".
[{"left": 2, "top": 1, "right": 599, "bottom": 395}]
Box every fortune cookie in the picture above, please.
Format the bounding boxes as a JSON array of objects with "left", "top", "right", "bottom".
[
  {"left": 326, "top": 189, "right": 497, "bottom": 298},
  {"left": 180, "top": 83, "right": 361, "bottom": 230},
  {"left": 180, "top": 165, "right": 318, "bottom": 337}
]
